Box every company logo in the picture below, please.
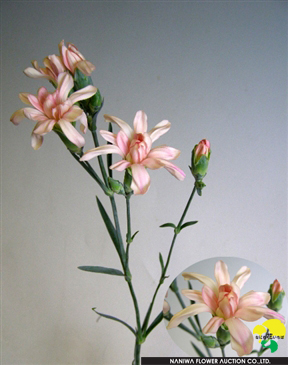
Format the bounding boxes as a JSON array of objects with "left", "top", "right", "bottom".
[{"left": 253, "top": 319, "right": 286, "bottom": 353}]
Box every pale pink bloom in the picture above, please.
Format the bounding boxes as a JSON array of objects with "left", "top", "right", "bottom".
[
  {"left": 167, "top": 260, "right": 285, "bottom": 356},
  {"left": 163, "top": 300, "right": 170, "bottom": 315},
  {"left": 80, "top": 111, "right": 186, "bottom": 194},
  {"left": 59, "top": 40, "right": 95, "bottom": 76},
  {"left": 10, "top": 73, "right": 97, "bottom": 150},
  {"left": 194, "top": 139, "right": 210, "bottom": 162},
  {"left": 24, "top": 55, "right": 66, "bottom": 83}
]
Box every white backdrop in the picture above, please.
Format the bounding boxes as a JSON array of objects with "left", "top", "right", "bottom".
[{"left": 2, "top": 1, "right": 287, "bottom": 364}]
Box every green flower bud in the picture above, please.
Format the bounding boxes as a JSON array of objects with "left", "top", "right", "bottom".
[
  {"left": 190, "top": 139, "right": 211, "bottom": 181},
  {"left": 201, "top": 335, "right": 220, "bottom": 348},
  {"left": 267, "top": 279, "right": 285, "bottom": 312},
  {"left": 108, "top": 177, "right": 125, "bottom": 195},
  {"left": 216, "top": 324, "right": 231, "bottom": 346}
]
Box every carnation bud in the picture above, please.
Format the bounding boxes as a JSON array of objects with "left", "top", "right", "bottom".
[
  {"left": 267, "top": 279, "right": 285, "bottom": 312},
  {"left": 190, "top": 139, "right": 211, "bottom": 181},
  {"left": 216, "top": 324, "right": 231, "bottom": 346},
  {"left": 108, "top": 177, "right": 125, "bottom": 195},
  {"left": 189, "top": 139, "right": 210, "bottom": 195},
  {"left": 163, "top": 300, "right": 170, "bottom": 315},
  {"left": 201, "top": 335, "right": 220, "bottom": 348}
]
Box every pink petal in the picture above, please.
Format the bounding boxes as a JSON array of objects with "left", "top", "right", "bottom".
[
  {"left": 23, "top": 108, "right": 48, "bottom": 122},
  {"left": 182, "top": 272, "right": 218, "bottom": 295},
  {"left": 31, "top": 133, "right": 43, "bottom": 150},
  {"left": 116, "top": 130, "right": 130, "bottom": 156},
  {"left": 110, "top": 160, "right": 131, "bottom": 171},
  {"left": 80, "top": 145, "right": 124, "bottom": 161},
  {"left": 104, "top": 114, "right": 133, "bottom": 139},
  {"left": 19, "top": 93, "right": 32, "bottom": 105},
  {"left": 63, "top": 106, "right": 83, "bottom": 121},
  {"left": 235, "top": 306, "right": 285, "bottom": 323},
  {"left": 57, "top": 73, "right": 74, "bottom": 101},
  {"left": 10, "top": 109, "right": 26, "bottom": 125},
  {"left": 159, "top": 159, "right": 186, "bottom": 180},
  {"left": 130, "top": 164, "right": 151, "bottom": 195},
  {"left": 141, "top": 157, "right": 163, "bottom": 170},
  {"left": 27, "top": 94, "right": 44, "bottom": 112},
  {"left": 133, "top": 110, "right": 147, "bottom": 134},
  {"left": 24, "top": 67, "right": 46, "bottom": 79},
  {"left": 202, "top": 316, "right": 224, "bottom": 334},
  {"left": 181, "top": 289, "right": 204, "bottom": 303},
  {"left": 148, "top": 120, "right": 171, "bottom": 142},
  {"left": 100, "top": 130, "right": 117, "bottom": 144},
  {"left": 167, "top": 303, "right": 212, "bottom": 329},
  {"left": 37, "top": 87, "right": 50, "bottom": 105},
  {"left": 147, "top": 146, "right": 181, "bottom": 161},
  {"left": 76, "top": 111, "right": 88, "bottom": 133},
  {"left": 238, "top": 291, "right": 270, "bottom": 309},
  {"left": 68, "top": 85, "right": 97, "bottom": 104},
  {"left": 58, "top": 119, "right": 85, "bottom": 148},
  {"left": 231, "top": 266, "right": 251, "bottom": 289},
  {"left": 214, "top": 260, "right": 230, "bottom": 287},
  {"left": 77, "top": 60, "right": 96, "bottom": 76},
  {"left": 33, "top": 120, "right": 55, "bottom": 135},
  {"left": 225, "top": 318, "right": 253, "bottom": 356},
  {"left": 202, "top": 285, "right": 218, "bottom": 312}
]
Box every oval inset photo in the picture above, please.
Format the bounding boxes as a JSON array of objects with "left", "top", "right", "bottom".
[{"left": 164, "top": 257, "right": 287, "bottom": 358}]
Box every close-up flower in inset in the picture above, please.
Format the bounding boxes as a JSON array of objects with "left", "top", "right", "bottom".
[
  {"left": 167, "top": 260, "right": 285, "bottom": 356},
  {"left": 80, "top": 110, "right": 186, "bottom": 194},
  {"left": 10, "top": 72, "right": 97, "bottom": 149}
]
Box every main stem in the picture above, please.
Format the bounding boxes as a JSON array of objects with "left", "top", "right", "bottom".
[{"left": 142, "top": 186, "right": 197, "bottom": 335}]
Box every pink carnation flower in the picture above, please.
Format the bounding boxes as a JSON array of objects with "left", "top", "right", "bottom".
[
  {"left": 10, "top": 73, "right": 97, "bottom": 149},
  {"left": 167, "top": 260, "right": 285, "bottom": 356},
  {"left": 80, "top": 111, "right": 186, "bottom": 194}
]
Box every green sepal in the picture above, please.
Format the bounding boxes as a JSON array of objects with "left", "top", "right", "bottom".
[
  {"left": 194, "top": 180, "right": 206, "bottom": 196},
  {"left": 92, "top": 308, "right": 136, "bottom": 335},
  {"left": 191, "top": 341, "right": 206, "bottom": 357},
  {"left": 201, "top": 335, "right": 220, "bottom": 348},
  {"left": 159, "top": 223, "right": 176, "bottom": 229},
  {"left": 216, "top": 324, "right": 231, "bottom": 346},
  {"left": 78, "top": 266, "right": 124, "bottom": 276},
  {"left": 74, "top": 68, "right": 93, "bottom": 89},
  {"left": 108, "top": 177, "right": 125, "bottom": 195},
  {"left": 96, "top": 196, "right": 125, "bottom": 260}
]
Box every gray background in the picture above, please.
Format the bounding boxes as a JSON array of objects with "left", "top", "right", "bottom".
[{"left": 2, "top": 1, "right": 287, "bottom": 364}]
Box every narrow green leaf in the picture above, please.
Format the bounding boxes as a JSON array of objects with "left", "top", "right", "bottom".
[
  {"left": 92, "top": 308, "right": 136, "bottom": 335},
  {"left": 159, "top": 223, "right": 176, "bottom": 228},
  {"left": 159, "top": 253, "right": 165, "bottom": 273},
  {"left": 131, "top": 230, "right": 139, "bottom": 241},
  {"left": 145, "top": 312, "right": 164, "bottom": 337},
  {"left": 191, "top": 341, "right": 206, "bottom": 357},
  {"left": 78, "top": 266, "right": 124, "bottom": 276},
  {"left": 180, "top": 221, "right": 198, "bottom": 230},
  {"left": 96, "top": 196, "right": 124, "bottom": 259}
]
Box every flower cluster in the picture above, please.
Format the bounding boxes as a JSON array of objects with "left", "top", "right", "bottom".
[
  {"left": 24, "top": 40, "right": 95, "bottom": 83},
  {"left": 167, "top": 261, "right": 285, "bottom": 356},
  {"left": 10, "top": 40, "right": 97, "bottom": 150}
]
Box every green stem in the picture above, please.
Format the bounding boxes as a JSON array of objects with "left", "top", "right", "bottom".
[
  {"left": 220, "top": 345, "right": 226, "bottom": 357},
  {"left": 142, "top": 186, "right": 197, "bottom": 335},
  {"left": 70, "top": 152, "right": 111, "bottom": 195},
  {"left": 91, "top": 128, "right": 109, "bottom": 187},
  {"left": 174, "top": 291, "right": 201, "bottom": 337}
]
